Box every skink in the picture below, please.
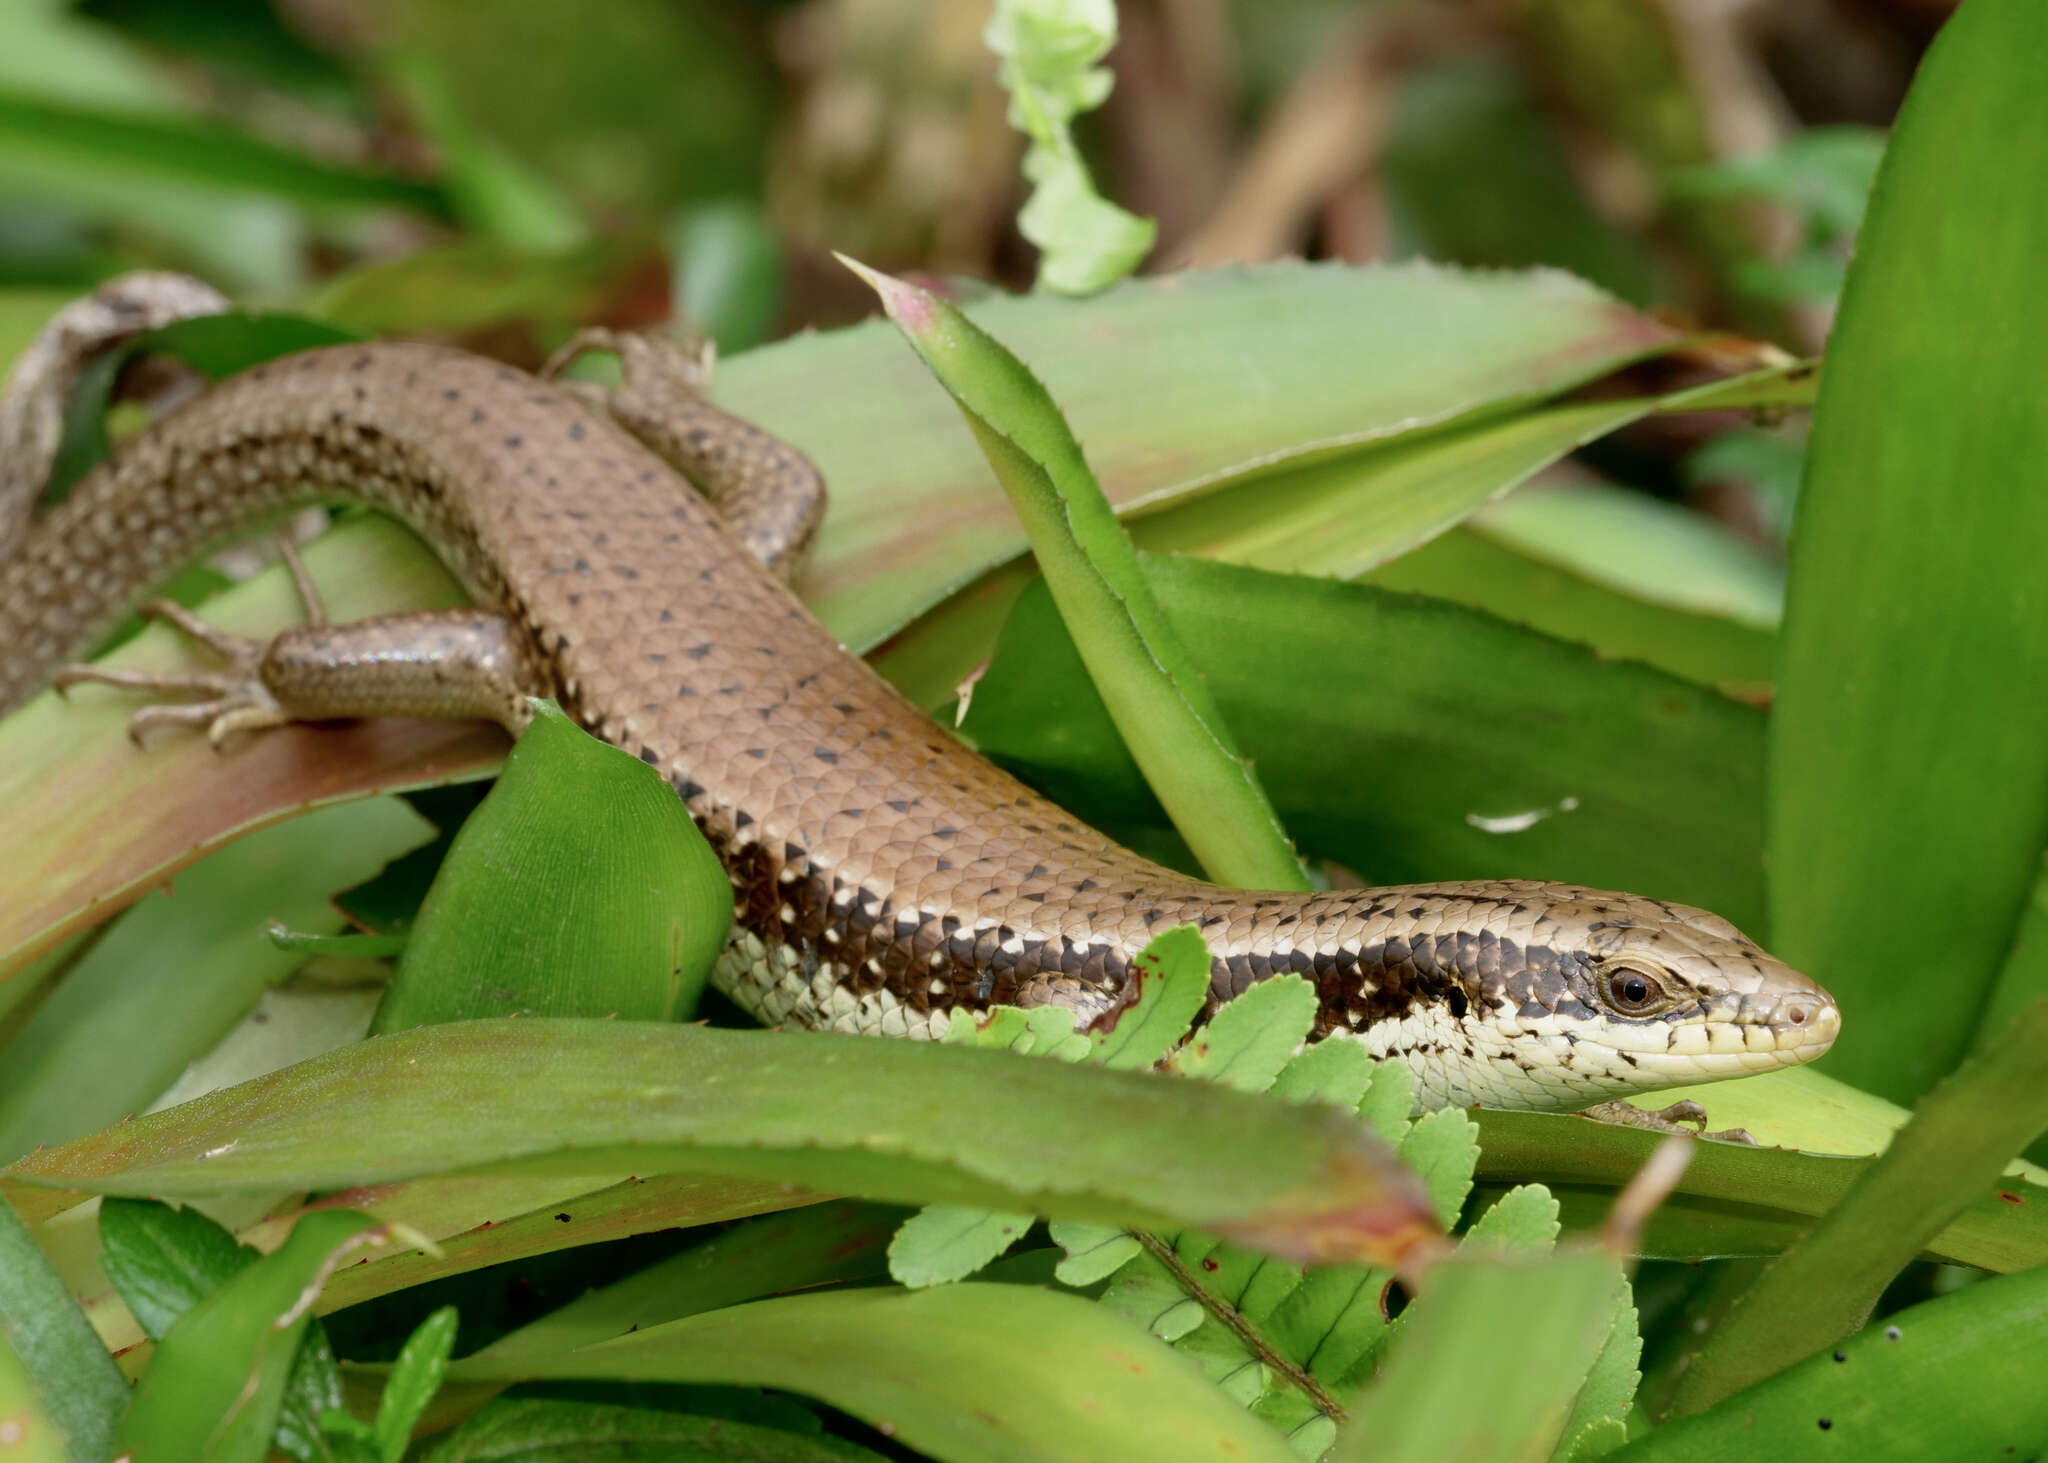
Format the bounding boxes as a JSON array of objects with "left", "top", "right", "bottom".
[{"left": 0, "top": 333, "right": 1839, "bottom": 1113}]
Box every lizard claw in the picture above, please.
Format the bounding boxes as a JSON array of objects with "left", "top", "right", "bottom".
[
  {"left": 54, "top": 597, "right": 285, "bottom": 748},
  {"left": 1580, "top": 1098, "right": 1757, "bottom": 1146}
]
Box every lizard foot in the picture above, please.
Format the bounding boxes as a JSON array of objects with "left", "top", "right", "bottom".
[
  {"left": 54, "top": 595, "right": 289, "bottom": 748},
  {"left": 1579, "top": 1098, "right": 1755, "bottom": 1146}
]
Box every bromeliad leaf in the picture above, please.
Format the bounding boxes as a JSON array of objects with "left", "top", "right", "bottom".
[{"left": 7, "top": 1017, "right": 1441, "bottom": 1273}]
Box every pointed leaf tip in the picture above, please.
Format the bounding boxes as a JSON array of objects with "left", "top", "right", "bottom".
[{"left": 836, "top": 254, "right": 938, "bottom": 334}]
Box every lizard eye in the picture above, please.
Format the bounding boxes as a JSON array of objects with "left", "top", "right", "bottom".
[{"left": 1606, "top": 968, "right": 1665, "bottom": 1013}]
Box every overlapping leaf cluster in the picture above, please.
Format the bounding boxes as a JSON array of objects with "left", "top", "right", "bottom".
[{"left": 888, "top": 927, "right": 1642, "bottom": 1461}]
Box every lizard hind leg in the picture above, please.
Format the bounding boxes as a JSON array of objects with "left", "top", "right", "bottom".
[{"left": 543, "top": 327, "right": 828, "bottom": 581}]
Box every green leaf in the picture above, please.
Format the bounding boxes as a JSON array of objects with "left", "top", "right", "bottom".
[
  {"left": 1048, "top": 1221, "right": 1143, "bottom": 1287},
  {"left": 420, "top": 1396, "right": 888, "bottom": 1463},
  {"left": 1086, "top": 924, "right": 1212, "bottom": 1070},
  {"left": 1403, "top": 1110, "right": 1482, "bottom": 1229},
  {"left": 984, "top": 0, "right": 1154, "bottom": 293},
  {"left": 1332, "top": 1250, "right": 1623, "bottom": 1463},
  {"left": 382, "top": 49, "right": 586, "bottom": 252},
  {"left": 1766, "top": 0, "right": 2048, "bottom": 1102},
  {"left": 1363, "top": 523, "right": 1775, "bottom": 693},
  {"left": 1470, "top": 1106, "right": 2048, "bottom": 1274},
  {"left": 0, "top": 90, "right": 447, "bottom": 214},
  {"left": 1267, "top": 1036, "right": 1378, "bottom": 1114},
  {"left": 99, "top": 1197, "right": 252, "bottom": 1342},
  {"left": 1168, "top": 976, "right": 1318, "bottom": 1094},
  {"left": 1470, "top": 479, "right": 1783, "bottom": 632},
  {"left": 1463, "top": 1184, "right": 1562, "bottom": 1249},
  {"left": 887, "top": 1205, "right": 1036, "bottom": 1289},
  {"left": 670, "top": 198, "right": 784, "bottom": 355},
  {"left": 0, "top": 1193, "right": 124, "bottom": 1463},
  {"left": 479, "top": 1200, "right": 900, "bottom": 1362},
  {"left": 1667, "top": 994, "right": 2048, "bottom": 1415},
  {"left": 5, "top": 1018, "right": 1442, "bottom": 1271},
  {"left": 454, "top": 1283, "right": 1296, "bottom": 1463},
  {"left": 849, "top": 260, "right": 1304, "bottom": 892},
  {"left": 114, "top": 1209, "right": 389, "bottom": 1463},
  {"left": 374, "top": 701, "right": 730, "bottom": 1031},
  {"left": 0, "top": 796, "right": 433, "bottom": 1164},
  {"left": 1614, "top": 1263, "right": 2048, "bottom": 1462},
  {"left": 373, "top": 1306, "right": 458, "bottom": 1462},
  {"left": 940, "top": 1003, "right": 1093, "bottom": 1058}
]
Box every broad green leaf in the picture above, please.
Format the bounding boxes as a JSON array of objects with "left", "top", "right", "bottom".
[
  {"left": 373, "top": 701, "right": 731, "bottom": 1031},
  {"left": 850, "top": 260, "right": 1303, "bottom": 891},
  {"left": 1364, "top": 522, "right": 1775, "bottom": 694},
  {"left": 4, "top": 1018, "right": 1442, "bottom": 1271},
  {"left": 1767, "top": 0, "right": 2048, "bottom": 1101},
  {"left": 1615, "top": 1263, "right": 2048, "bottom": 1462},
  {"left": 1472, "top": 480, "right": 1782, "bottom": 631},
  {"left": 0, "top": 795, "right": 433, "bottom": 1163},
  {"left": 986, "top": 0, "right": 1154, "bottom": 294},
  {"left": 0, "top": 1194, "right": 124, "bottom": 1463},
  {"left": 1332, "top": 1250, "right": 1622, "bottom": 1463},
  {"left": 114, "top": 1209, "right": 389, "bottom": 1463},
  {"left": 419, "top": 1396, "right": 886, "bottom": 1463},
  {"left": 480, "top": 1200, "right": 899, "bottom": 1361},
  {"left": 133, "top": 312, "right": 366, "bottom": 382},
  {"left": 453, "top": 1283, "right": 1297, "bottom": 1463},
  {"left": 959, "top": 558, "right": 1768, "bottom": 931},
  {"left": 1667, "top": 995, "right": 2048, "bottom": 1415}
]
